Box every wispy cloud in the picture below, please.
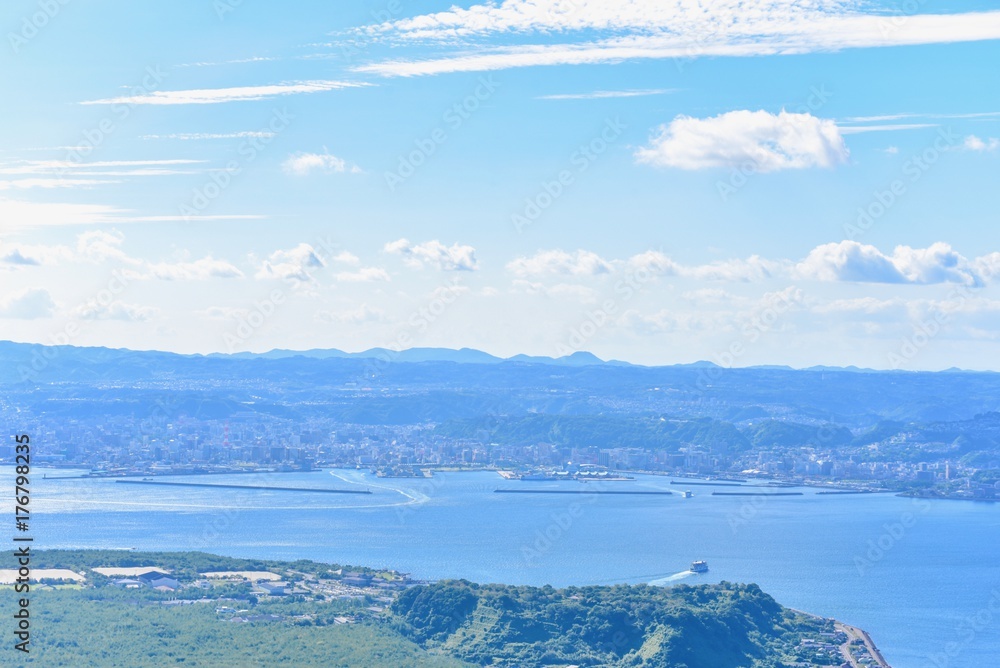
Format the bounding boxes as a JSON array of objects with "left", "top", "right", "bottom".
[
  {"left": 1, "top": 230, "right": 245, "bottom": 281},
  {"left": 0, "top": 178, "right": 117, "bottom": 190},
  {"left": 538, "top": 88, "right": 674, "bottom": 100},
  {"left": 141, "top": 132, "right": 277, "bottom": 140},
  {"left": 335, "top": 266, "right": 391, "bottom": 282},
  {"left": 81, "top": 80, "right": 370, "bottom": 105},
  {"left": 838, "top": 123, "right": 937, "bottom": 134},
  {"left": 0, "top": 198, "right": 262, "bottom": 228},
  {"left": 0, "top": 159, "right": 206, "bottom": 176},
  {"left": 354, "top": 3, "right": 1000, "bottom": 77}
]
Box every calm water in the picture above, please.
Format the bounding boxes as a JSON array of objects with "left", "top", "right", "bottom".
[{"left": 7, "top": 467, "right": 1000, "bottom": 667}]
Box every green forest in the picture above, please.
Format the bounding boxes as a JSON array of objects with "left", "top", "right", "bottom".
[{"left": 0, "top": 551, "right": 845, "bottom": 667}]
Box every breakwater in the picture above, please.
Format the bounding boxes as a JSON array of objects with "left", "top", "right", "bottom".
[
  {"left": 116, "top": 480, "right": 371, "bottom": 494},
  {"left": 711, "top": 491, "right": 803, "bottom": 497},
  {"left": 495, "top": 489, "right": 672, "bottom": 495}
]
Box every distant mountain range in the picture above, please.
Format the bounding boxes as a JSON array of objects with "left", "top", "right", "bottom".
[
  {"left": 210, "top": 346, "right": 626, "bottom": 367},
  {"left": 1, "top": 339, "right": 950, "bottom": 372},
  {"left": 3, "top": 339, "right": 1000, "bottom": 456}
]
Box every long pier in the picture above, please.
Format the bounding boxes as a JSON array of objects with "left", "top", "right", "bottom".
[
  {"left": 711, "top": 491, "right": 803, "bottom": 496},
  {"left": 670, "top": 480, "right": 744, "bottom": 487},
  {"left": 115, "top": 480, "right": 371, "bottom": 494},
  {"left": 495, "top": 489, "right": 672, "bottom": 495}
]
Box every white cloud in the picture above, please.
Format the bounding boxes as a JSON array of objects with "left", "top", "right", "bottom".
[
  {"left": 81, "top": 81, "right": 370, "bottom": 105},
  {"left": 963, "top": 135, "right": 1000, "bottom": 152},
  {"left": 636, "top": 110, "right": 848, "bottom": 172},
  {"left": 385, "top": 239, "right": 478, "bottom": 271},
  {"left": 0, "top": 198, "right": 124, "bottom": 228},
  {"left": 510, "top": 279, "right": 600, "bottom": 303},
  {"left": 837, "top": 123, "right": 936, "bottom": 134},
  {"left": 0, "top": 240, "right": 73, "bottom": 266},
  {"left": 0, "top": 288, "right": 56, "bottom": 319},
  {"left": 683, "top": 256, "right": 783, "bottom": 282},
  {"left": 1, "top": 230, "right": 245, "bottom": 281},
  {"left": 795, "top": 241, "right": 985, "bottom": 286},
  {"left": 507, "top": 249, "right": 612, "bottom": 277},
  {"left": 627, "top": 250, "right": 783, "bottom": 281},
  {"left": 812, "top": 297, "right": 907, "bottom": 317},
  {"left": 974, "top": 253, "right": 1000, "bottom": 282},
  {"left": 0, "top": 159, "right": 206, "bottom": 177},
  {"left": 255, "top": 243, "right": 326, "bottom": 282},
  {"left": 335, "top": 266, "right": 391, "bottom": 282},
  {"left": 141, "top": 132, "right": 277, "bottom": 140},
  {"left": 680, "top": 288, "right": 741, "bottom": 305},
  {"left": 147, "top": 257, "right": 244, "bottom": 280},
  {"left": 0, "top": 178, "right": 116, "bottom": 190},
  {"left": 538, "top": 88, "right": 674, "bottom": 100},
  {"left": 332, "top": 251, "right": 361, "bottom": 265},
  {"left": 76, "top": 230, "right": 139, "bottom": 265},
  {"left": 282, "top": 151, "right": 360, "bottom": 175},
  {"left": 626, "top": 250, "right": 679, "bottom": 276},
  {"left": 355, "top": 3, "right": 1000, "bottom": 77},
  {"left": 73, "top": 300, "right": 158, "bottom": 322},
  {"left": 316, "top": 304, "right": 386, "bottom": 323}
]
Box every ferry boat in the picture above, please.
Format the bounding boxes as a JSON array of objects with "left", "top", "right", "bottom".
[
  {"left": 681, "top": 490, "right": 693, "bottom": 498},
  {"left": 690, "top": 560, "right": 708, "bottom": 573}
]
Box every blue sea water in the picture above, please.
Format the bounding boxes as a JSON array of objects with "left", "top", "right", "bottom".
[{"left": 8, "top": 467, "right": 1000, "bottom": 668}]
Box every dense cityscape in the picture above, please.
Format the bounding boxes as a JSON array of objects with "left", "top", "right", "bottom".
[{"left": 6, "top": 398, "right": 998, "bottom": 502}]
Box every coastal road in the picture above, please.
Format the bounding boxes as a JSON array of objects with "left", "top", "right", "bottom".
[{"left": 836, "top": 622, "right": 892, "bottom": 668}]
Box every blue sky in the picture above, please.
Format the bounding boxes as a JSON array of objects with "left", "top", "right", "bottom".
[{"left": 1, "top": 0, "right": 999, "bottom": 369}]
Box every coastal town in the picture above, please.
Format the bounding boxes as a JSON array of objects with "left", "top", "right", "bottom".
[{"left": 5, "top": 405, "right": 997, "bottom": 502}]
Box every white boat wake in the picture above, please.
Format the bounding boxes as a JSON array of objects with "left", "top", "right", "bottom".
[
  {"left": 328, "top": 470, "right": 430, "bottom": 508},
  {"left": 649, "top": 570, "right": 695, "bottom": 586}
]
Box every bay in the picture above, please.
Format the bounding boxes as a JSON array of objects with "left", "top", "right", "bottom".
[{"left": 9, "top": 467, "right": 1000, "bottom": 668}]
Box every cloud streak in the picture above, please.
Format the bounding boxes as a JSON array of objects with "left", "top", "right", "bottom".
[
  {"left": 354, "top": 3, "right": 1000, "bottom": 77},
  {"left": 81, "top": 80, "right": 370, "bottom": 105}
]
